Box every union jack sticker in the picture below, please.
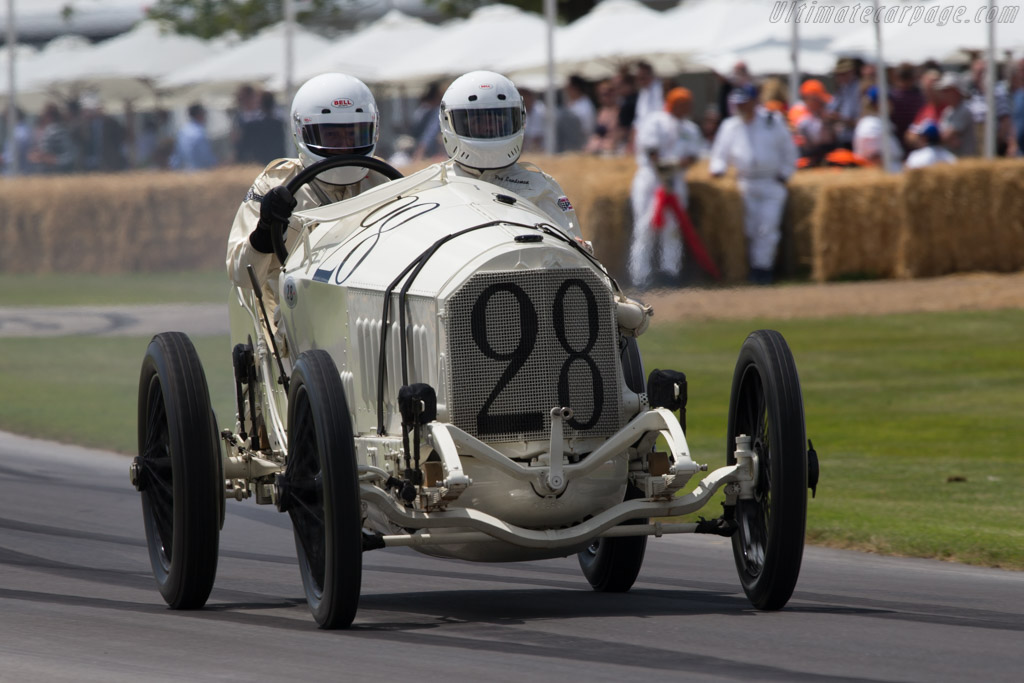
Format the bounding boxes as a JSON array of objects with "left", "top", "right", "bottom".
[{"left": 557, "top": 196, "right": 573, "bottom": 212}]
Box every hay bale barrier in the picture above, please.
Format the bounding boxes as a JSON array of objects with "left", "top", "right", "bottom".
[
  {"left": 523, "top": 154, "right": 636, "bottom": 283},
  {"left": 900, "top": 159, "right": 1024, "bottom": 278},
  {"left": 2, "top": 157, "right": 1022, "bottom": 282},
  {"left": 988, "top": 159, "right": 1024, "bottom": 273},
  {"left": 0, "top": 166, "right": 258, "bottom": 274},
  {"left": 809, "top": 169, "right": 905, "bottom": 282},
  {"left": 685, "top": 165, "right": 748, "bottom": 283}
]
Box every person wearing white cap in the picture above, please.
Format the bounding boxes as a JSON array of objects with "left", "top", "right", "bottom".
[
  {"left": 709, "top": 84, "right": 798, "bottom": 285},
  {"left": 936, "top": 72, "right": 977, "bottom": 157}
]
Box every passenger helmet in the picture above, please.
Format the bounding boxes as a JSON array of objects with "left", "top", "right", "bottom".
[
  {"left": 439, "top": 70, "right": 525, "bottom": 170},
  {"left": 291, "top": 73, "right": 379, "bottom": 185}
]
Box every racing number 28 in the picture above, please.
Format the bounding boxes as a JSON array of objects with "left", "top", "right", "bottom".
[{"left": 470, "top": 279, "right": 604, "bottom": 435}]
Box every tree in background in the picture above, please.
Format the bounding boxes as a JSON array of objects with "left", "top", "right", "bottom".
[
  {"left": 146, "top": 0, "right": 343, "bottom": 39},
  {"left": 147, "top": 0, "right": 602, "bottom": 38},
  {"left": 427, "top": 0, "right": 598, "bottom": 23}
]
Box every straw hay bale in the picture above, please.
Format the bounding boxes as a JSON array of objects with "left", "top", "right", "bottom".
[
  {"left": 521, "top": 154, "right": 635, "bottom": 283},
  {"left": 6, "top": 156, "right": 1020, "bottom": 282},
  {"left": 686, "top": 162, "right": 747, "bottom": 282},
  {"left": 809, "top": 168, "right": 904, "bottom": 282},
  {"left": 0, "top": 166, "right": 258, "bottom": 274},
  {"left": 986, "top": 158, "right": 1024, "bottom": 273},
  {"left": 900, "top": 160, "right": 994, "bottom": 277},
  {"left": 782, "top": 169, "right": 873, "bottom": 278}
]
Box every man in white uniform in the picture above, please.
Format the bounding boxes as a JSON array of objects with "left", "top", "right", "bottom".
[
  {"left": 438, "top": 70, "right": 584, "bottom": 244},
  {"left": 226, "top": 73, "right": 391, "bottom": 320},
  {"left": 632, "top": 61, "right": 663, "bottom": 131},
  {"left": 709, "top": 84, "right": 798, "bottom": 285},
  {"left": 628, "top": 87, "right": 705, "bottom": 289}
]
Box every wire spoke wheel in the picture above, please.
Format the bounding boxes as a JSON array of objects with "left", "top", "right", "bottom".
[
  {"left": 137, "top": 332, "right": 221, "bottom": 610},
  {"left": 284, "top": 349, "right": 362, "bottom": 629},
  {"left": 727, "top": 330, "right": 807, "bottom": 611}
]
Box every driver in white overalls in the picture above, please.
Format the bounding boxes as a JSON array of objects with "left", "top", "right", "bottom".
[
  {"left": 438, "top": 70, "right": 587, "bottom": 245},
  {"left": 226, "top": 73, "right": 391, "bottom": 321}
]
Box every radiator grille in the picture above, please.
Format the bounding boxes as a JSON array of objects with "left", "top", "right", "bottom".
[{"left": 447, "top": 268, "right": 620, "bottom": 443}]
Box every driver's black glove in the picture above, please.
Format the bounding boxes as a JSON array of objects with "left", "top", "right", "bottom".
[{"left": 249, "top": 186, "right": 297, "bottom": 254}]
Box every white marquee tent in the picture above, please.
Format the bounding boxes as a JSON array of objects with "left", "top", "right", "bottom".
[
  {"left": 831, "top": 0, "right": 1024, "bottom": 63},
  {"left": 499, "top": 0, "right": 674, "bottom": 80},
  {"left": 375, "top": 5, "right": 544, "bottom": 88},
  {"left": 21, "top": 21, "right": 220, "bottom": 101},
  {"left": 1, "top": 35, "right": 94, "bottom": 110},
  {"left": 159, "top": 22, "right": 332, "bottom": 99},
  {"left": 275, "top": 9, "right": 442, "bottom": 89}
]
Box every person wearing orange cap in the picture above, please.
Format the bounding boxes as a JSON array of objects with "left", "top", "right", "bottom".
[
  {"left": 793, "top": 79, "right": 836, "bottom": 167},
  {"left": 628, "top": 86, "right": 706, "bottom": 289}
]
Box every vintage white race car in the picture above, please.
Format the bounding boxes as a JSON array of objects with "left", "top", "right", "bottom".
[{"left": 132, "top": 155, "right": 819, "bottom": 628}]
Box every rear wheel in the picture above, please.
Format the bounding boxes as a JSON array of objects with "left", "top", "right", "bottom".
[
  {"left": 282, "top": 349, "right": 362, "bottom": 629},
  {"left": 136, "top": 332, "right": 221, "bottom": 609},
  {"left": 727, "top": 330, "right": 807, "bottom": 610}
]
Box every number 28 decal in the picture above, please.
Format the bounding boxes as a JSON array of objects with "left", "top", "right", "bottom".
[{"left": 470, "top": 278, "right": 604, "bottom": 435}]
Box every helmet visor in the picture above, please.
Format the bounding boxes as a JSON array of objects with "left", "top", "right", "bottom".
[
  {"left": 450, "top": 107, "right": 522, "bottom": 139},
  {"left": 301, "top": 122, "right": 375, "bottom": 156}
]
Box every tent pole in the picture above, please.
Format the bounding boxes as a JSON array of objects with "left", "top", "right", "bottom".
[
  {"left": 873, "top": 0, "right": 893, "bottom": 172},
  {"left": 984, "top": 10, "right": 996, "bottom": 159},
  {"left": 543, "top": 0, "right": 556, "bottom": 155},
  {"left": 5, "top": 0, "right": 18, "bottom": 175},
  {"left": 284, "top": 0, "right": 295, "bottom": 159},
  {"left": 789, "top": 0, "right": 799, "bottom": 107}
]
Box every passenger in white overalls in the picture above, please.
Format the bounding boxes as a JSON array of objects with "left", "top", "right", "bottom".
[
  {"left": 437, "top": 70, "right": 585, "bottom": 244},
  {"left": 628, "top": 87, "right": 705, "bottom": 290},
  {"left": 709, "top": 84, "right": 798, "bottom": 285},
  {"left": 438, "top": 70, "right": 652, "bottom": 338}
]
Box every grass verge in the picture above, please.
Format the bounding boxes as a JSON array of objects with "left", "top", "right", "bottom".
[
  {"left": 0, "top": 270, "right": 226, "bottom": 306},
  {"left": 639, "top": 310, "right": 1024, "bottom": 570},
  {"left": 0, "top": 303, "right": 1021, "bottom": 570}
]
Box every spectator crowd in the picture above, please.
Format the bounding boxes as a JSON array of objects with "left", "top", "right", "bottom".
[
  {"left": 4, "top": 52, "right": 1024, "bottom": 291},
  {"left": 0, "top": 84, "right": 288, "bottom": 175},
  {"left": 6, "top": 54, "right": 1024, "bottom": 177}
]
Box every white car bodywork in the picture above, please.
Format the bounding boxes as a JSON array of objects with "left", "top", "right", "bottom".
[{"left": 225, "top": 162, "right": 754, "bottom": 563}]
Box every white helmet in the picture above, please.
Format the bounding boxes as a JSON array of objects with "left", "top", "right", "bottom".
[
  {"left": 439, "top": 70, "right": 525, "bottom": 170},
  {"left": 290, "top": 73, "right": 379, "bottom": 185}
]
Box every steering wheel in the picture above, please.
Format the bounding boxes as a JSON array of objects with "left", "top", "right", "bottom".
[{"left": 273, "top": 154, "right": 405, "bottom": 264}]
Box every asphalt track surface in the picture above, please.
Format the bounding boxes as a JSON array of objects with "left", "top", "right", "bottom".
[
  {"left": 0, "top": 304, "right": 227, "bottom": 338},
  {"left": 1, "top": 430, "right": 1022, "bottom": 683}
]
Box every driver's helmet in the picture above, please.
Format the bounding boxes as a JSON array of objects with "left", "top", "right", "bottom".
[
  {"left": 290, "top": 73, "right": 379, "bottom": 185},
  {"left": 439, "top": 70, "right": 525, "bottom": 171}
]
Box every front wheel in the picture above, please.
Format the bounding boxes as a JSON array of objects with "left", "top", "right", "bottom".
[
  {"left": 281, "top": 349, "right": 362, "bottom": 629},
  {"left": 727, "top": 330, "right": 807, "bottom": 610},
  {"left": 136, "top": 332, "right": 221, "bottom": 609},
  {"left": 578, "top": 486, "right": 647, "bottom": 592}
]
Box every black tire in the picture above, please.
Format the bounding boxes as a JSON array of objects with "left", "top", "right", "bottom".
[
  {"left": 283, "top": 349, "right": 362, "bottom": 629},
  {"left": 578, "top": 486, "right": 647, "bottom": 592},
  {"left": 726, "top": 330, "right": 807, "bottom": 610},
  {"left": 137, "top": 332, "right": 221, "bottom": 609}
]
